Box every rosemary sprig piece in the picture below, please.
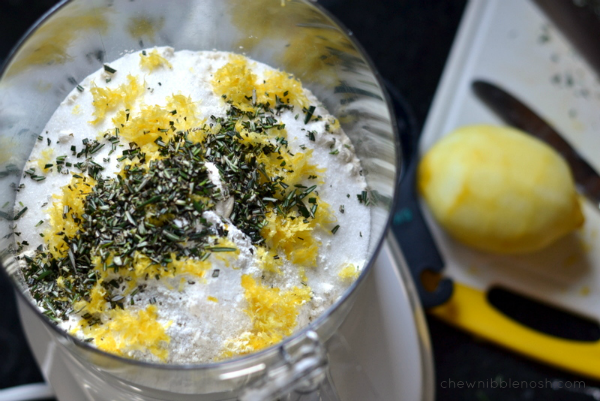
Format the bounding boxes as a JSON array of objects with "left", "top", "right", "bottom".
[{"left": 20, "top": 101, "right": 336, "bottom": 322}]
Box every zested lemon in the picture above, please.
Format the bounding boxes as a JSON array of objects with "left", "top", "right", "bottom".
[{"left": 417, "top": 125, "right": 584, "bottom": 254}]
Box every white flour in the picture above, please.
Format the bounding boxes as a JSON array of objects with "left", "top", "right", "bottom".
[{"left": 16, "top": 48, "right": 371, "bottom": 363}]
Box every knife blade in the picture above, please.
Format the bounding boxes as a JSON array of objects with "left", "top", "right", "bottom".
[
  {"left": 472, "top": 79, "right": 600, "bottom": 207},
  {"left": 533, "top": 0, "right": 600, "bottom": 80}
]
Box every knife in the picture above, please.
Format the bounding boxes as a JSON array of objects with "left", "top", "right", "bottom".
[
  {"left": 533, "top": 0, "right": 600, "bottom": 80},
  {"left": 472, "top": 79, "right": 600, "bottom": 207},
  {"left": 386, "top": 81, "right": 453, "bottom": 308}
]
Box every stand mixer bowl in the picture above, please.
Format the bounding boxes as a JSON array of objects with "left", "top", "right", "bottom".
[{"left": 0, "top": 1, "right": 400, "bottom": 399}]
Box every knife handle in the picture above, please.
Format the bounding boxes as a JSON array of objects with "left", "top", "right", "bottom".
[
  {"left": 430, "top": 283, "right": 600, "bottom": 380},
  {"left": 384, "top": 80, "right": 453, "bottom": 308},
  {"left": 386, "top": 80, "right": 453, "bottom": 309},
  {"left": 391, "top": 158, "right": 453, "bottom": 308}
]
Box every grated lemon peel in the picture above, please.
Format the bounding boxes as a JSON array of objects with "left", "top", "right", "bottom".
[
  {"left": 139, "top": 48, "right": 172, "bottom": 71},
  {"left": 20, "top": 50, "right": 364, "bottom": 364},
  {"left": 221, "top": 274, "right": 311, "bottom": 358}
]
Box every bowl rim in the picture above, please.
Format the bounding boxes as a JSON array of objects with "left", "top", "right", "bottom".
[{"left": 1, "top": 0, "right": 403, "bottom": 372}]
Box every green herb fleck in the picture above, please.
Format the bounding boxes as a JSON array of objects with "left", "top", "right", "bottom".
[
  {"left": 103, "top": 64, "right": 117, "bottom": 74},
  {"left": 304, "top": 105, "right": 316, "bottom": 124}
]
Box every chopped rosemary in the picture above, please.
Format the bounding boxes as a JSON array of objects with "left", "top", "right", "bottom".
[
  {"left": 304, "top": 105, "right": 316, "bottom": 124},
  {"left": 206, "top": 246, "right": 237, "bottom": 252},
  {"left": 18, "top": 97, "right": 354, "bottom": 325},
  {"left": 103, "top": 64, "right": 117, "bottom": 74},
  {"left": 357, "top": 190, "right": 370, "bottom": 205},
  {"left": 13, "top": 207, "right": 27, "bottom": 220}
]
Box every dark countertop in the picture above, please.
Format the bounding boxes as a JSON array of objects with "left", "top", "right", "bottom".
[{"left": 1, "top": 1, "right": 599, "bottom": 400}]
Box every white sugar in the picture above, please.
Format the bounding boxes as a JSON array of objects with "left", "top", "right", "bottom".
[{"left": 16, "top": 48, "right": 371, "bottom": 363}]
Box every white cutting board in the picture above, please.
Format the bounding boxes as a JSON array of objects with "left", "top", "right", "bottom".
[{"left": 421, "top": 0, "right": 600, "bottom": 326}]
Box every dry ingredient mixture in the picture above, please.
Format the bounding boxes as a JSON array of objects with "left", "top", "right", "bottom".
[{"left": 14, "top": 47, "right": 371, "bottom": 363}]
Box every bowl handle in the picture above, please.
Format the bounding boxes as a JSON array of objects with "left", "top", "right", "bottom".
[{"left": 240, "top": 331, "right": 340, "bottom": 401}]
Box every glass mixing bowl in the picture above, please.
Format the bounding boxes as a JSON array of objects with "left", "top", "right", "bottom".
[{"left": 0, "top": 0, "right": 400, "bottom": 399}]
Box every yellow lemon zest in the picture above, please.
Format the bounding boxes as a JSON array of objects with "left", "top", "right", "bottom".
[
  {"left": 212, "top": 54, "right": 309, "bottom": 111},
  {"left": 139, "top": 49, "right": 172, "bottom": 71},
  {"left": 45, "top": 174, "right": 96, "bottom": 258},
  {"left": 36, "top": 148, "right": 54, "bottom": 171},
  {"left": 256, "top": 246, "right": 283, "bottom": 274},
  {"left": 113, "top": 94, "right": 202, "bottom": 161},
  {"left": 221, "top": 275, "right": 311, "bottom": 358},
  {"left": 260, "top": 199, "right": 335, "bottom": 267},
  {"left": 90, "top": 74, "right": 144, "bottom": 124},
  {"left": 80, "top": 305, "right": 170, "bottom": 361},
  {"left": 338, "top": 263, "right": 359, "bottom": 281}
]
